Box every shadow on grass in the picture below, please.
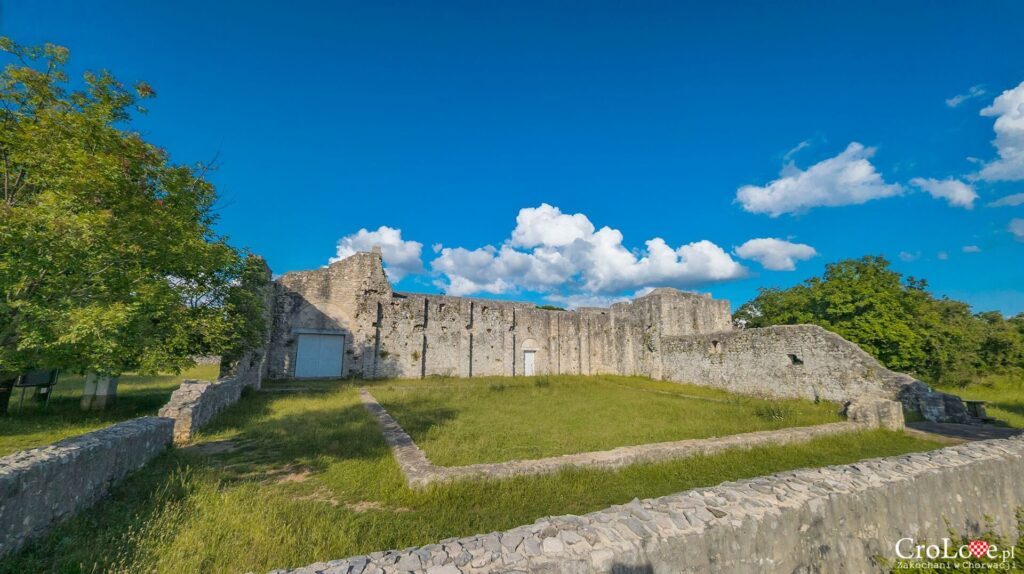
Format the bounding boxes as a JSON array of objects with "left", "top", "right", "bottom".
[
  {"left": 2, "top": 383, "right": 401, "bottom": 574},
  {"left": 183, "top": 384, "right": 407, "bottom": 482}
]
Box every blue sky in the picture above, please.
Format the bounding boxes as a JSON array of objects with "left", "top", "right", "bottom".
[{"left": 4, "top": 1, "right": 1023, "bottom": 313}]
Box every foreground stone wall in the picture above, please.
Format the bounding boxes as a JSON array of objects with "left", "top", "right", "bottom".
[
  {"left": 0, "top": 417, "right": 173, "bottom": 558},
  {"left": 276, "top": 435, "right": 1024, "bottom": 574}
]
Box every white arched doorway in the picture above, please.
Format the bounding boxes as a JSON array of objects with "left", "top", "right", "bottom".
[{"left": 520, "top": 338, "right": 540, "bottom": 376}]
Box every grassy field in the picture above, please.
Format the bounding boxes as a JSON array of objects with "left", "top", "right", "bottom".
[
  {"left": 4, "top": 377, "right": 943, "bottom": 574},
  {"left": 0, "top": 364, "right": 220, "bottom": 456},
  {"left": 370, "top": 375, "right": 844, "bottom": 465},
  {"left": 938, "top": 372, "right": 1024, "bottom": 428}
]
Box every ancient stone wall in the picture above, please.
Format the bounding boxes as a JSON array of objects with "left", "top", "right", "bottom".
[
  {"left": 274, "top": 435, "right": 1024, "bottom": 574},
  {"left": 159, "top": 372, "right": 248, "bottom": 444},
  {"left": 659, "top": 324, "right": 912, "bottom": 402},
  {"left": 658, "top": 325, "right": 969, "bottom": 421},
  {"left": 0, "top": 417, "right": 174, "bottom": 558},
  {"left": 268, "top": 251, "right": 732, "bottom": 381},
  {"left": 267, "top": 251, "right": 968, "bottom": 422}
]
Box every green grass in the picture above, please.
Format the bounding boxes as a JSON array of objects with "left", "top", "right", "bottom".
[
  {"left": 370, "top": 375, "right": 843, "bottom": 466},
  {"left": 4, "top": 377, "right": 943, "bottom": 574},
  {"left": 0, "top": 364, "right": 220, "bottom": 456},
  {"left": 937, "top": 372, "right": 1024, "bottom": 428}
]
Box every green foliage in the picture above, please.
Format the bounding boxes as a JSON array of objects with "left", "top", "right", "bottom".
[
  {"left": 735, "top": 256, "right": 1024, "bottom": 385},
  {"left": 937, "top": 373, "right": 1024, "bottom": 429},
  {"left": 753, "top": 402, "right": 794, "bottom": 422},
  {"left": 0, "top": 37, "right": 260, "bottom": 383},
  {"left": 536, "top": 304, "right": 566, "bottom": 311}
]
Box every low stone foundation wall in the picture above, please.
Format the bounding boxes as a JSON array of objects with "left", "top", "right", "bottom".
[
  {"left": 275, "top": 435, "right": 1024, "bottom": 574},
  {"left": 0, "top": 417, "right": 173, "bottom": 558},
  {"left": 159, "top": 348, "right": 268, "bottom": 443},
  {"left": 362, "top": 389, "right": 903, "bottom": 489},
  {"left": 158, "top": 377, "right": 248, "bottom": 443}
]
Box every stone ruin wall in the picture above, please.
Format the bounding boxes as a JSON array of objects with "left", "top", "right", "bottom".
[
  {"left": 659, "top": 324, "right": 915, "bottom": 403},
  {"left": 268, "top": 251, "right": 731, "bottom": 382},
  {"left": 268, "top": 251, "right": 966, "bottom": 420}
]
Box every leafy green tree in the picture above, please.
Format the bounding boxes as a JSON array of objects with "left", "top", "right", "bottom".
[
  {"left": 736, "top": 256, "right": 1023, "bottom": 385},
  {"left": 0, "top": 38, "right": 266, "bottom": 413}
]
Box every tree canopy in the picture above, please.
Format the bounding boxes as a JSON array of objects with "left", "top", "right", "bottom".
[
  {"left": 0, "top": 37, "right": 267, "bottom": 387},
  {"left": 735, "top": 256, "right": 1024, "bottom": 386}
]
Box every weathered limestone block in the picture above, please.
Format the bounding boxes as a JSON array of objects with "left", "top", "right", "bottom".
[
  {"left": 843, "top": 398, "right": 905, "bottom": 431},
  {"left": 0, "top": 417, "right": 173, "bottom": 558}
]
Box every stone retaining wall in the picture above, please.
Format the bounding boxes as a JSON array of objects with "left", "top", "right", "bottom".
[
  {"left": 275, "top": 435, "right": 1024, "bottom": 574},
  {"left": 0, "top": 417, "right": 173, "bottom": 558}
]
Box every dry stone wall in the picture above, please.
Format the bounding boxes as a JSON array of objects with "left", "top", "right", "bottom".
[
  {"left": 274, "top": 435, "right": 1024, "bottom": 574},
  {"left": 0, "top": 417, "right": 173, "bottom": 557},
  {"left": 159, "top": 372, "right": 249, "bottom": 444}
]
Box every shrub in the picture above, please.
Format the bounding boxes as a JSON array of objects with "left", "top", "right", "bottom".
[{"left": 754, "top": 402, "right": 794, "bottom": 422}]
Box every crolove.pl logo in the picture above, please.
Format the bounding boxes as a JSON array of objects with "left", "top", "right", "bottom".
[{"left": 894, "top": 537, "right": 1016, "bottom": 570}]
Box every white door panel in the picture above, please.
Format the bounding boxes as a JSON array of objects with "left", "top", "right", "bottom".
[
  {"left": 295, "top": 334, "right": 344, "bottom": 378},
  {"left": 523, "top": 350, "right": 536, "bottom": 376}
]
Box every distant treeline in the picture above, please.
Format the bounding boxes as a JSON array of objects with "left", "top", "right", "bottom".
[{"left": 735, "top": 256, "right": 1024, "bottom": 387}]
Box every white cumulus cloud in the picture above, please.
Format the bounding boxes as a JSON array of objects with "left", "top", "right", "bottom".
[
  {"left": 431, "top": 204, "right": 747, "bottom": 297},
  {"left": 909, "top": 177, "right": 978, "bottom": 209},
  {"left": 733, "top": 238, "right": 818, "bottom": 271},
  {"left": 736, "top": 142, "right": 903, "bottom": 217},
  {"left": 509, "top": 203, "right": 596, "bottom": 248},
  {"left": 1010, "top": 218, "right": 1024, "bottom": 242},
  {"left": 962, "top": 245, "right": 981, "bottom": 253},
  {"left": 978, "top": 81, "right": 1024, "bottom": 181},
  {"left": 989, "top": 193, "right": 1024, "bottom": 207},
  {"left": 331, "top": 226, "right": 424, "bottom": 281}
]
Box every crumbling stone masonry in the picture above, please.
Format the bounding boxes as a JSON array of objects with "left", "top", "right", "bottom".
[
  {"left": 269, "top": 250, "right": 967, "bottom": 422},
  {"left": 0, "top": 417, "right": 174, "bottom": 557}
]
